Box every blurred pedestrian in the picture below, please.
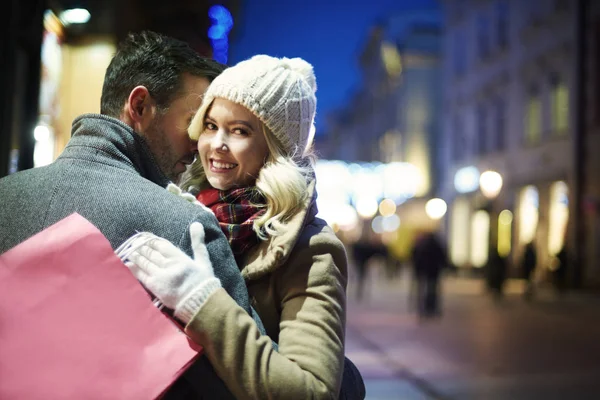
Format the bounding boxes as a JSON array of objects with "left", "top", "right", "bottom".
[
  {"left": 351, "top": 240, "right": 388, "bottom": 301},
  {"left": 554, "top": 243, "right": 569, "bottom": 296},
  {"left": 352, "top": 242, "right": 371, "bottom": 302},
  {"left": 522, "top": 241, "right": 537, "bottom": 301},
  {"left": 411, "top": 231, "right": 447, "bottom": 318},
  {"left": 486, "top": 247, "right": 508, "bottom": 302}
]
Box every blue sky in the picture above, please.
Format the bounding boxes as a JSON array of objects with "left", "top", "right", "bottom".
[{"left": 228, "top": 0, "right": 438, "bottom": 133}]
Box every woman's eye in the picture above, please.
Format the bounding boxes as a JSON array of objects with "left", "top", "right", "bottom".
[
  {"left": 233, "top": 128, "right": 248, "bottom": 136},
  {"left": 204, "top": 122, "right": 217, "bottom": 131}
]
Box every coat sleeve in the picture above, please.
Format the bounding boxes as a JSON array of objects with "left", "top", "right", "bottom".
[{"left": 184, "top": 228, "right": 348, "bottom": 400}]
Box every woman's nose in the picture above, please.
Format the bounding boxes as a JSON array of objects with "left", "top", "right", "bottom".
[{"left": 211, "top": 130, "right": 228, "bottom": 152}]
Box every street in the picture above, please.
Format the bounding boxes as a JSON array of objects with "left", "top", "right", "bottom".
[{"left": 345, "top": 263, "right": 600, "bottom": 400}]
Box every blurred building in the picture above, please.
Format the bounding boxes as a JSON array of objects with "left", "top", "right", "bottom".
[
  {"left": 319, "top": 7, "right": 442, "bottom": 262},
  {"left": 1, "top": 0, "right": 239, "bottom": 178},
  {"left": 441, "top": 0, "right": 600, "bottom": 287}
]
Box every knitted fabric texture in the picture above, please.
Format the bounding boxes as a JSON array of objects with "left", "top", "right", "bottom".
[
  {"left": 197, "top": 187, "right": 266, "bottom": 257},
  {"left": 189, "top": 55, "right": 317, "bottom": 156}
]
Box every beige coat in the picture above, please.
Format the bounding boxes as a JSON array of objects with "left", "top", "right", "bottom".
[{"left": 185, "top": 181, "right": 348, "bottom": 399}]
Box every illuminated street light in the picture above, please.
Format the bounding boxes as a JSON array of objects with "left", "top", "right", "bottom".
[
  {"left": 479, "top": 170, "right": 503, "bottom": 199},
  {"left": 425, "top": 198, "right": 447, "bottom": 220}
]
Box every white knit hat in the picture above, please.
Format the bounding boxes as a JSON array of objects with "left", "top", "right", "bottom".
[{"left": 189, "top": 54, "right": 317, "bottom": 156}]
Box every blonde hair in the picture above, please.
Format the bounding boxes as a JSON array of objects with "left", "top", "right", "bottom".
[{"left": 181, "top": 105, "right": 316, "bottom": 240}]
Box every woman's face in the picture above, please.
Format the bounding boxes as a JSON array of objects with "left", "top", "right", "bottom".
[{"left": 198, "top": 98, "right": 269, "bottom": 190}]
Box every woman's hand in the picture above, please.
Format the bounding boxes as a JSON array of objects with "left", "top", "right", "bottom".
[{"left": 126, "top": 222, "right": 222, "bottom": 323}]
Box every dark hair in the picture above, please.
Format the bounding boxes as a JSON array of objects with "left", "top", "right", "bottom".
[{"left": 100, "top": 30, "right": 227, "bottom": 117}]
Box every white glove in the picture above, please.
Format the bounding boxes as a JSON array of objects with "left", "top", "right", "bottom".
[
  {"left": 166, "top": 183, "right": 214, "bottom": 215},
  {"left": 125, "top": 222, "right": 222, "bottom": 323}
]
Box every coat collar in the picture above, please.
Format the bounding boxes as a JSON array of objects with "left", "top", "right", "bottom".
[
  {"left": 58, "top": 113, "right": 170, "bottom": 188},
  {"left": 242, "top": 179, "right": 318, "bottom": 281}
]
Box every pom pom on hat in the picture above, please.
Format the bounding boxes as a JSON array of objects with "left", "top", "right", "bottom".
[
  {"left": 191, "top": 54, "right": 317, "bottom": 156},
  {"left": 280, "top": 57, "right": 317, "bottom": 94}
]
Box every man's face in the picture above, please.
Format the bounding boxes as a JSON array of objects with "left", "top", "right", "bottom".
[{"left": 144, "top": 74, "right": 210, "bottom": 181}]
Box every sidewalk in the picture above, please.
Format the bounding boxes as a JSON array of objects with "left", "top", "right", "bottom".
[{"left": 344, "top": 265, "right": 600, "bottom": 400}]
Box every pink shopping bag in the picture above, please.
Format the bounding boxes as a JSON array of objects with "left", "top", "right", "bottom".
[{"left": 0, "top": 213, "right": 201, "bottom": 400}]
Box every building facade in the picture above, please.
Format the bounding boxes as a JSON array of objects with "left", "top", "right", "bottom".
[
  {"left": 318, "top": 8, "right": 443, "bottom": 261},
  {"left": 441, "top": 0, "right": 600, "bottom": 286}
]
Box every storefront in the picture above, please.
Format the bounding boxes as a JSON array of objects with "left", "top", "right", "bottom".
[{"left": 447, "top": 164, "right": 570, "bottom": 283}]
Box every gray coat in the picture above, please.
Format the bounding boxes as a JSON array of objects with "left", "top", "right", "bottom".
[{"left": 0, "top": 113, "right": 263, "bottom": 398}]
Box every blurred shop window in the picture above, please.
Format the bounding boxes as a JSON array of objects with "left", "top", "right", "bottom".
[
  {"left": 525, "top": 86, "right": 542, "bottom": 145},
  {"left": 519, "top": 185, "right": 539, "bottom": 245},
  {"left": 497, "top": 210, "right": 513, "bottom": 257},
  {"left": 550, "top": 76, "right": 569, "bottom": 135},
  {"left": 548, "top": 181, "right": 569, "bottom": 256},
  {"left": 450, "top": 197, "right": 470, "bottom": 267},
  {"left": 471, "top": 210, "right": 490, "bottom": 268}
]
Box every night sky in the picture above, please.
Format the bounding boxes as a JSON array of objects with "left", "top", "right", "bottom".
[{"left": 229, "top": 0, "right": 439, "bottom": 133}]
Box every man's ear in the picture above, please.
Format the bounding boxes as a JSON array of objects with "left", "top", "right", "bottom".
[{"left": 122, "top": 86, "right": 156, "bottom": 134}]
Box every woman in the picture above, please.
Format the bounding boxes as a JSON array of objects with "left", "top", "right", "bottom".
[{"left": 124, "top": 55, "right": 349, "bottom": 399}]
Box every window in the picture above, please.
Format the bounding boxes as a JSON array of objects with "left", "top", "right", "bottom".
[
  {"left": 550, "top": 76, "right": 569, "bottom": 134},
  {"left": 493, "top": 96, "right": 506, "bottom": 151},
  {"left": 453, "top": 30, "right": 467, "bottom": 77},
  {"left": 525, "top": 88, "right": 542, "bottom": 145},
  {"left": 476, "top": 103, "right": 488, "bottom": 154},
  {"left": 477, "top": 14, "right": 490, "bottom": 60},
  {"left": 452, "top": 114, "right": 466, "bottom": 162},
  {"left": 496, "top": 0, "right": 509, "bottom": 49}
]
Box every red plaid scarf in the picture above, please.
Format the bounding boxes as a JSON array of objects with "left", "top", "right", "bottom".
[{"left": 196, "top": 187, "right": 266, "bottom": 257}]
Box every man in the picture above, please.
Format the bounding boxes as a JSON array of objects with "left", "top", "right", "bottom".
[
  {"left": 411, "top": 231, "right": 447, "bottom": 318},
  {"left": 0, "top": 30, "right": 257, "bottom": 399},
  {"left": 522, "top": 240, "right": 538, "bottom": 301}
]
